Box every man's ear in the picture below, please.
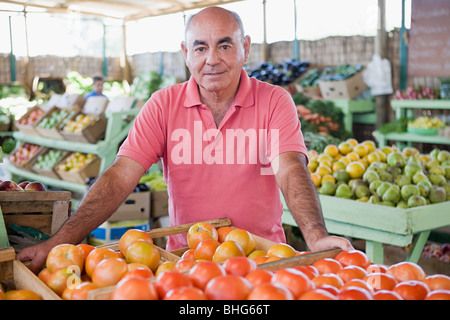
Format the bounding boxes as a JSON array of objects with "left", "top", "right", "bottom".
[
  {"left": 243, "top": 35, "right": 251, "bottom": 63},
  {"left": 181, "top": 41, "right": 188, "bottom": 60}
]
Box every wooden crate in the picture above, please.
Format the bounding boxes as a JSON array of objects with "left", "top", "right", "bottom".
[
  {"left": 0, "top": 247, "right": 60, "bottom": 300},
  {"left": 87, "top": 218, "right": 341, "bottom": 300},
  {"left": 56, "top": 154, "right": 101, "bottom": 185},
  {"left": 0, "top": 191, "right": 71, "bottom": 235}
]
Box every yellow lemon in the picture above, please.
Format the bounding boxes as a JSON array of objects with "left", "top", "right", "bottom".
[
  {"left": 310, "top": 173, "right": 321, "bottom": 187},
  {"left": 338, "top": 141, "right": 353, "bottom": 155},
  {"left": 346, "top": 161, "right": 365, "bottom": 179},
  {"left": 362, "top": 140, "right": 376, "bottom": 153},
  {"left": 322, "top": 174, "right": 336, "bottom": 184},
  {"left": 366, "top": 152, "right": 381, "bottom": 164},
  {"left": 353, "top": 144, "right": 369, "bottom": 158},
  {"left": 346, "top": 138, "right": 359, "bottom": 147},
  {"left": 316, "top": 165, "right": 332, "bottom": 177},
  {"left": 307, "top": 159, "right": 319, "bottom": 173},
  {"left": 346, "top": 151, "right": 360, "bottom": 162},
  {"left": 332, "top": 160, "right": 347, "bottom": 172},
  {"left": 324, "top": 144, "right": 339, "bottom": 158}
]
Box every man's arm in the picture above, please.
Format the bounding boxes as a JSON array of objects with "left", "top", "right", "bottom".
[
  {"left": 273, "top": 151, "right": 353, "bottom": 252},
  {"left": 18, "top": 156, "right": 146, "bottom": 273}
]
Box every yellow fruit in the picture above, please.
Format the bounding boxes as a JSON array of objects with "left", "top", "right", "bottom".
[
  {"left": 375, "top": 149, "right": 387, "bottom": 162},
  {"left": 353, "top": 144, "right": 368, "bottom": 158},
  {"left": 310, "top": 173, "right": 321, "bottom": 187},
  {"left": 382, "top": 146, "right": 394, "bottom": 156},
  {"left": 307, "top": 159, "right": 319, "bottom": 173},
  {"left": 346, "top": 152, "right": 360, "bottom": 162},
  {"left": 318, "top": 153, "right": 333, "bottom": 163},
  {"left": 340, "top": 157, "right": 351, "bottom": 165},
  {"left": 316, "top": 165, "right": 332, "bottom": 177},
  {"left": 319, "top": 159, "right": 332, "bottom": 168},
  {"left": 346, "top": 138, "right": 358, "bottom": 147},
  {"left": 358, "top": 159, "right": 369, "bottom": 170},
  {"left": 324, "top": 144, "right": 339, "bottom": 158},
  {"left": 322, "top": 174, "right": 336, "bottom": 184},
  {"left": 332, "top": 160, "right": 347, "bottom": 172},
  {"left": 362, "top": 140, "right": 376, "bottom": 153},
  {"left": 346, "top": 161, "right": 365, "bottom": 179},
  {"left": 338, "top": 142, "right": 353, "bottom": 155},
  {"left": 308, "top": 150, "right": 319, "bottom": 158},
  {"left": 366, "top": 152, "right": 381, "bottom": 164}
]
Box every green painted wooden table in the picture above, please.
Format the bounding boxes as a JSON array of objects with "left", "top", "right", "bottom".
[{"left": 281, "top": 194, "right": 450, "bottom": 264}]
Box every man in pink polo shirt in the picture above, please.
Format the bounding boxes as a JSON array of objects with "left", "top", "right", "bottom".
[{"left": 19, "top": 6, "right": 352, "bottom": 273}]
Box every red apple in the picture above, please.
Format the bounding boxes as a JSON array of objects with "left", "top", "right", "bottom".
[
  {"left": 0, "top": 180, "right": 24, "bottom": 191},
  {"left": 24, "top": 182, "right": 46, "bottom": 191}
]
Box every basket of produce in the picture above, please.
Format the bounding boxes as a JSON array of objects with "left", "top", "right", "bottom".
[{"left": 407, "top": 116, "right": 445, "bottom": 136}]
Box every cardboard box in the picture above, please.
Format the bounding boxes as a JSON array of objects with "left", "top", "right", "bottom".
[
  {"left": 15, "top": 106, "right": 48, "bottom": 136},
  {"left": 151, "top": 190, "right": 169, "bottom": 218},
  {"left": 8, "top": 143, "right": 47, "bottom": 172},
  {"left": 56, "top": 153, "right": 101, "bottom": 184},
  {"left": 109, "top": 191, "right": 151, "bottom": 222},
  {"left": 60, "top": 96, "right": 109, "bottom": 144},
  {"left": 88, "top": 219, "right": 150, "bottom": 246},
  {"left": 297, "top": 85, "right": 322, "bottom": 99},
  {"left": 30, "top": 149, "right": 69, "bottom": 180},
  {"left": 318, "top": 69, "right": 367, "bottom": 100}
]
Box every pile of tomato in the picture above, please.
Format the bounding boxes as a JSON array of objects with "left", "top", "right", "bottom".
[{"left": 27, "top": 222, "right": 450, "bottom": 300}]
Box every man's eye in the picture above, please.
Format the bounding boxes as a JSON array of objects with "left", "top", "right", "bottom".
[
  {"left": 221, "top": 45, "right": 230, "bottom": 50},
  {"left": 195, "top": 47, "right": 206, "bottom": 52}
]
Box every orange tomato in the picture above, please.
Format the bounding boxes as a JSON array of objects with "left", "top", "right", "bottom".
[
  {"left": 340, "top": 278, "right": 373, "bottom": 292},
  {"left": 194, "top": 238, "right": 221, "bottom": 261},
  {"left": 247, "top": 283, "right": 294, "bottom": 300},
  {"left": 188, "top": 261, "right": 226, "bottom": 290},
  {"left": 264, "top": 256, "right": 283, "bottom": 263},
  {"left": 155, "top": 270, "right": 193, "bottom": 299},
  {"left": 387, "top": 261, "right": 426, "bottom": 282},
  {"left": 247, "top": 250, "right": 267, "bottom": 259},
  {"left": 46, "top": 244, "right": 85, "bottom": 274},
  {"left": 364, "top": 272, "right": 397, "bottom": 291},
  {"left": 121, "top": 267, "right": 154, "bottom": 282},
  {"left": 111, "top": 277, "right": 159, "bottom": 300},
  {"left": 217, "top": 226, "right": 234, "bottom": 242},
  {"left": 366, "top": 263, "right": 388, "bottom": 274},
  {"left": 164, "top": 286, "right": 208, "bottom": 300},
  {"left": 125, "top": 239, "right": 160, "bottom": 272},
  {"left": 423, "top": 274, "right": 450, "bottom": 291},
  {"left": 38, "top": 268, "right": 52, "bottom": 284},
  {"left": 155, "top": 261, "right": 176, "bottom": 276},
  {"left": 317, "top": 284, "right": 340, "bottom": 297},
  {"left": 312, "top": 258, "right": 342, "bottom": 274},
  {"left": 223, "top": 256, "right": 257, "bottom": 277},
  {"left": 335, "top": 250, "right": 371, "bottom": 269},
  {"left": 393, "top": 280, "right": 429, "bottom": 300},
  {"left": 372, "top": 289, "right": 403, "bottom": 300},
  {"left": 312, "top": 273, "right": 344, "bottom": 289},
  {"left": 224, "top": 229, "right": 256, "bottom": 256},
  {"left": 212, "top": 240, "right": 245, "bottom": 263},
  {"left": 174, "top": 258, "right": 197, "bottom": 273},
  {"left": 337, "top": 265, "right": 367, "bottom": 283},
  {"left": 46, "top": 267, "right": 80, "bottom": 296},
  {"left": 70, "top": 282, "right": 99, "bottom": 300},
  {"left": 92, "top": 257, "right": 128, "bottom": 288},
  {"left": 5, "top": 290, "right": 42, "bottom": 300},
  {"left": 293, "top": 265, "right": 319, "bottom": 280},
  {"left": 205, "top": 274, "right": 252, "bottom": 300},
  {"left": 298, "top": 288, "right": 337, "bottom": 300},
  {"left": 127, "top": 262, "right": 151, "bottom": 272},
  {"left": 118, "top": 229, "right": 153, "bottom": 256},
  {"left": 252, "top": 255, "right": 269, "bottom": 265},
  {"left": 425, "top": 290, "right": 450, "bottom": 300},
  {"left": 187, "top": 222, "right": 218, "bottom": 249},
  {"left": 76, "top": 244, "right": 95, "bottom": 260},
  {"left": 338, "top": 287, "right": 373, "bottom": 300},
  {"left": 245, "top": 269, "right": 273, "bottom": 287},
  {"left": 267, "top": 243, "right": 297, "bottom": 258},
  {"left": 181, "top": 249, "right": 195, "bottom": 260},
  {"left": 272, "top": 268, "right": 315, "bottom": 299},
  {"left": 85, "top": 247, "right": 119, "bottom": 279}
]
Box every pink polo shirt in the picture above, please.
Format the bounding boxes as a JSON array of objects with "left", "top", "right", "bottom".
[{"left": 118, "top": 69, "right": 307, "bottom": 250}]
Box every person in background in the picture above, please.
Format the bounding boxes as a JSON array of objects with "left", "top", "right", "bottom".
[
  {"left": 84, "top": 75, "right": 105, "bottom": 98},
  {"left": 19, "top": 6, "right": 353, "bottom": 274}
]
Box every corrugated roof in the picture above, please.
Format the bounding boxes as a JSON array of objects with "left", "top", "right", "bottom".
[{"left": 1, "top": 0, "right": 245, "bottom": 21}]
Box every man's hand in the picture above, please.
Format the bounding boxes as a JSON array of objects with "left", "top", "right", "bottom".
[
  {"left": 308, "top": 235, "right": 354, "bottom": 253},
  {"left": 17, "top": 240, "right": 57, "bottom": 274}
]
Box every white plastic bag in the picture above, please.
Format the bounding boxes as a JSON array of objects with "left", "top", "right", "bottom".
[{"left": 363, "top": 54, "right": 393, "bottom": 96}]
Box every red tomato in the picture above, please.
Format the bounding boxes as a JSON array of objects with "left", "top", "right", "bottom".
[
  {"left": 46, "top": 244, "right": 85, "bottom": 274},
  {"left": 245, "top": 269, "right": 273, "bottom": 287},
  {"left": 46, "top": 267, "right": 80, "bottom": 296},
  {"left": 248, "top": 283, "right": 294, "bottom": 300},
  {"left": 118, "top": 229, "right": 153, "bottom": 256},
  {"left": 393, "top": 280, "right": 429, "bottom": 300},
  {"left": 155, "top": 261, "right": 176, "bottom": 276},
  {"left": 155, "top": 270, "right": 193, "bottom": 298},
  {"left": 121, "top": 267, "right": 154, "bottom": 282},
  {"left": 217, "top": 226, "right": 234, "bottom": 242},
  {"left": 425, "top": 290, "right": 450, "bottom": 300},
  {"left": 373, "top": 289, "right": 403, "bottom": 300},
  {"left": 364, "top": 272, "right": 397, "bottom": 291},
  {"left": 423, "top": 274, "right": 450, "bottom": 291},
  {"left": 340, "top": 278, "right": 373, "bottom": 292},
  {"left": 194, "top": 238, "right": 221, "bottom": 261},
  {"left": 267, "top": 243, "right": 297, "bottom": 258},
  {"left": 125, "top": 240, "right": 160, "bottom": 272},
  {"left": 312, "top": 273, "right": 344, "bottom": 289},
  {"left": 188, "top": 261, "right": 226, "bottom": 290},
  {"left": 312, "top": 258, "right": 342, "bottom": 274},
  {"left": 338, "top": 287, "right": 373, "bottom": 300},
  {"left": 85, "top": 247, "right": 119, "bottom": 278},
  {"left": 224, "top": 229, "right": 256, "bottom": 256},
  {"left": 298, "top": 289, "right": 337, "bottom": 300},
  {"left": 76, "top": 244, "right": 95, "bottom": 260},
  {"left": 164, "top": 287, "right": 208, "bottom": 300},
  {"left": 272, "top": 268, "right": 315, "bottom": 298},
  {"left": 175, "top": 258, "right": 197, "bottom": 273},
  {"left": 293, "top": 265, "right": 319, "bottom": 280},
  {"left": 366, "top": 263, "right": 388, "bottom": 274},
  {"left": 181, "top": 249, "right": 196, "bottom": 260},
  {"left": 337, "top": 265, "right": 367, "bottom": 283},
  {"left": 335, "top": 250, "right": 371, "bottom": 269},
  {"left": 387, "top": 261, "right": 426, "bottom": 282},
  {"left": 223, "top": 256, "right": 257, "bottom": 277},
  {"left": 205, "top": 274, "right": 252, "bottom": 300},
  {"left": 212, "top": 240, "right": 245, "bottom": 263},
  {"left": 111, "top": 277, "right": 159, "bottom": 300},
  {"left": 70, "top": 282, "right": 99, "bottom": 300},
  {"left": 92, "top": 257, "right": 128, "bottom": 287},
  {"left": 187, "top": 222, "right": 218, "bottom": 249}
]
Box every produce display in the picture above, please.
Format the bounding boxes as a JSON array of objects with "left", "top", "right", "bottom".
[
  {"left": 62, "top": 114, "right": 93, "bottom": 133},
  {"left": 8, "top": 143, "right": 40, "bottom": 166},
  {"left": 16, "top": 107, "right": 44, "bottom": 125},
  {"left": 33, "top": 149, "right": 65, "bottom": 171},
  {"left": 0, "top": 179, "right": 46, "bottom": 191},
  {"left": 22, "top": 222, "right": 450, "bottom": 300},
  {"left": 56, "top": 152, "right": 96, "bottom": 173},
  {"left": 394, "top": 86, "right": 438, "bottom": 100},
  {"left": 37, "top": 109, "right": 70, "bottom": 129},
  {"left": 308, "top": 138, "right": 450, "bottom": 207},
  {"left": 299, "top": 64, "right": 363, "bottom": 87},
  {"left": 408, "top": 116, "right": 445, "bottom": 130},
  {"left": 247, "top": 59, "right": 310, "bottom": 86}
]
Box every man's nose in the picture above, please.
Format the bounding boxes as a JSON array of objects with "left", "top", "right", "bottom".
[{"left": 206, "top": 48, "right": 220, "bottom": 65}]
